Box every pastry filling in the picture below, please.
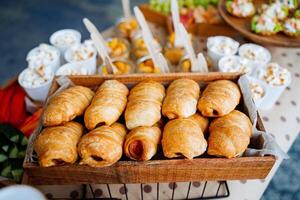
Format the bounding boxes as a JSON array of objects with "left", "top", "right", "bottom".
[
  {"left": 91, "top": 155, "right": 104, "bottom": 162},
  {"left": 52, "top": 159, "right": 66, "bottom": 166},
  {"left": 129, "top": 140, "right": 144, "bottom": 160}
]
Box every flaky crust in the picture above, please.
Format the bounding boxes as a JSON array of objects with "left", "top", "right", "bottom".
[
  {"left": 43, "top": 86, "right": 94, "bottom": 127},
  {"left": 84, "top": 80, "right": 129, "bottom": 130},
  {"left": 197, "top": 80, "right": 241, "bottom": 117},
  {"left": 162, "top": 79, "right": 200, "bottom": 119},
  {"left": 162, "top": 114, "right": 207, "bottom": 159},
  {"left": 208, "top": 110, "right": 252, "bottom": 158},
  {"left": 78, "top": 123, "right": 127, "bottom": 167},
  {"left": 124, "top": 125, "right": 161, "bottom": 161},
  {"left": 125, "top": 80, "right": 165, "bottom": 129},
  {"left": 34, "top": 121, "right": 84, "bottom": 167}
]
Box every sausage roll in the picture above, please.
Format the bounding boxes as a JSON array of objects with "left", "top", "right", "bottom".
[
  {"left": 162, "top": 79, "right": 200, "bottom": 119},
  {"left": 208, "top": 110, "right": 252, "bottom": 158},
  {"left": 34, "top": 121, "right": 84, "bottom": 167},
  {"left": 84, "top": 80, "right": 129, "bottom": 130},
  {"left": 43, "top": 86, "right": 94, "bottom": 127},
  {"left": 125, "top": 80, "right": 165, "bottom": 130},
  {"left": 124, "top": 123, "right": 162, "bottom": 161},
  {"left": 78, "top": 123, "right": 127, "bottom": 167},
  {"left": 162, "top": 113, "right": 208, "bottom": 159},
  {"left": 197, "top": 80, "right": 241, "bottom": 117}
]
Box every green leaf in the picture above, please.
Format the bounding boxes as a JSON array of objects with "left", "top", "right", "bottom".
[
  {"left": 8, "top": 145, "right": 18, "bottom": 159},
  {"left": 0, "top": 154, "right": 8, "bottom": 162},
  {"left": 11, "top": 169, "right": 23, "bottom": 182}
]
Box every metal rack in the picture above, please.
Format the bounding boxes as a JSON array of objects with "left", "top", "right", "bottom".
[{"left": 82, "top": 181, "right": 230, "bottom": 200}]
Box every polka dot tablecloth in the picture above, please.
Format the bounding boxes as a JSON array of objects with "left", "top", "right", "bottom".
[{"left": 34, "top": 29, "right": 300, "bottom": 199}]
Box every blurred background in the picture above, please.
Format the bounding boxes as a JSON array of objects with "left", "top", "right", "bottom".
[{"left": 0, "top": 0, "right": 299, "bottom": 199}]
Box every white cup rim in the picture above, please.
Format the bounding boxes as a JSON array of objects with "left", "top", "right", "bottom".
[
  {"left": 238, "top": 43, "right": 271, "bottom": 65},
  {"left": 255, "top": 65, "right": 291, "bottom": 87},
  {"left": 26, "top": 44, "right": 60, "bottom": 63},
  {"left": 218, "top": 55, "right": 255, "bottom": 73},
  {"left": 49, "top": 29, "right": 81, "bottom": 48},
  {"left": 18, "top": 68, "right": 54, "bottom": 89},
  {"left": 207, "top": 36, "right": 239, "bottom": 57}
]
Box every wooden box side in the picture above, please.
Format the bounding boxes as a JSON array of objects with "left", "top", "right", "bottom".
[{"left": 23, "top": 72, "right": 276, "bottom": 185}]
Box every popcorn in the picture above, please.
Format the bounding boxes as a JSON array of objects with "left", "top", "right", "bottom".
[
  {"left": 259, "top": 62, "right": 290, "bottom": 86},
  {"left": 21, "top": 68, "right": 53, "bottom": 88},
  {"left": 208, "top": 37, "right": 239, "bottom": 55},
  {"left": 67, "top": 40, "right": 96, "bottom": 62},
  {"left": 250, "top": 82, "right": 265, "bottom": 100},
  {"left": 239, "top": 43, "right": 271, "bottom": 65},
  {"left": 51, "top": 30, "right": 80, "bottom": 48},
  {"left": 220, "top": 56, "right": 251, "bottom": 73},
  {"left": 27, "top": 44, "right": 59, "bottom": 72}
]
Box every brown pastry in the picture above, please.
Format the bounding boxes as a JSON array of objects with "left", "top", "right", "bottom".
[
  {"left": 34, "top": 121, "right": 84, "bottom": 167},
  {"left": 43, "top": 86, "right": 94, "bottom": 127},
  {"left": 208, "top": 110, "right": 252, "bottom": 158},
  {"left": 78, "top": 123, "right": 127, "bottom": 167},
  {"left": 84, "top": 80, "right": 129, "bottom": 130},
  {"left": 125, "top": 80, "right": 165, "bottom": 130},
  {"left": 162, "top": 113, "right": 208, "bottom": 159},
  {"left": 197, "top": 80, "right": 241, "bottom": 117},
  {"left": 124, "top": 123, "right": 162, "bottom": 161},
  {"left": 162, "top": 79, "right": 200, "bottom": 119}
]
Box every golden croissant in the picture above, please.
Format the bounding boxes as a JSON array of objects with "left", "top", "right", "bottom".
[
  {"left": 34, "top": 121, "right": 84, "bottom": 167},
  {"left": 124, "top": 124, "right": 162, "bottom": 161},
  {"left": 125, "top": 80, "right": 165, "bottom": 130},
  {"left": 208, "top": 110, "right": 252, "bottom": 158},
  {"left": 162, "top": 79, "right": 200, "bottom": 119},
  {"left": 84, "top": 80, "right": 129, "bottom": 130},
  {"left": 197, "top": 80, "right": 241, "bottom": 117},
  {"left": 162, "top": 113, "right": 208, "bottom": 159},
  {"left": 43, "top": 86, "right": 94, "bottom": 127},
  {"left": 78, "top": 123, "right": 127, "bottom": 167}
]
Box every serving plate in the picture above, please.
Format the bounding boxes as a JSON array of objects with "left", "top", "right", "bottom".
[{"left": 218, "top": 0, "right": 300, "bottom": 47}]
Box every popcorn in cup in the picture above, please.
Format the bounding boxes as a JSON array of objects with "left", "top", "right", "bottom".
[
  {"left": 106, "top": 37, "right": 130, "bottom": 60},
  {"left": 218, "top": 55, "right": 255, "bottom": 75},
  {"left": 239, "top": 43, "right": 271, "bottom": 66},
  {"left": 50, "top": 29, "right": 81, "bottom": 54},
  {"left": 64, "top": 40, "right": 97, "bottom": 74},
  {"left": 137, "top": 55, "right": 161, "bottom": 73},
  {"left": 99, "top": 59, "right": 133, "bottom": 75},
  {"left": 207, "top": 36, "right": 239, "bottom": 71},
  {"left": 246, "top": 76, "right": 267, "bottom": 108},
  {"left": 56, "top": 62, "right": 95, "bottom": 76},
  {"left": 116, "top": 17, "right": 139, "bottom": 40},
  {"left": 26, "top": 44, "right": 61, "bottom": 73},
  {"left": 255, "top": 62, "right": 291, "bottom": 110},
  {"left": 18, "top": 68, "right": 54, "bottom": 102}
]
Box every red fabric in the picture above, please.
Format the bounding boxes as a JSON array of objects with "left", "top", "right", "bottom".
[
  {"left": 20, "top": 109, "right": 42, "bottom": 137},
  {"left": 0, "top": 82, "right": 28, "bottom": 128}
]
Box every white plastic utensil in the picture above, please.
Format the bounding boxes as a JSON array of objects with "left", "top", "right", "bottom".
[
  {"left": 134, "top": 6, "right": 169, "bottom": 73},
  {"left": 122, "top": 0, "right": 131, "bottom": 19},
  {"left": 197, "top": 53, "right": 208, "bottom": 72},
  {"left": 171, "top": 0, "right": 183, "bottom": 47},
  {"left": 83, "top": 18, "right": 107, "bottom": 48}
]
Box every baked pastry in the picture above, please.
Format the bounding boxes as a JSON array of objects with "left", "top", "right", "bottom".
[
  {"left": 34, "top": 121, "right": 84, "bottom": 167},
  {"left": 125, "top": 80, "right": 165, "bottom": 129},
  {"left": 84, "top": 80, "right": 129, "bottom": 130},
  {"left": 162, "top": 113, "right": 208, "bottom": 159},
  {"left": 197, "top": 80, "right": 241, "bottom": 117},
  {"left": 283, "top": 18, "right": 300, "bottom": 37},
  {"left": 78, "top": 123, "right": 127, "bottom": 167},
  {"left": 124, "top": 123, "right": 162, "bottom": 161},
  {"left": 251, "top": 14, "right": 282, "bottom": 36},
  {"left": 226, "top": 0, "right": 256, "bottom": 18},
  {"left": 162, "top": 79, "right": 200, "bottom": 119},
  {"left": 43, "top": 86, "right": 94, "bottom": 127},
  {"left": 207, "top": 110, "right": 252, "bottom": 158}
]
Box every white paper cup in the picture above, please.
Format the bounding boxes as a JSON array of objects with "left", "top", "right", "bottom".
[
  {"left": 238, "top": 43, "right": 271, "bottom": 66},
  {"left": 0, "top": 185, "right": 45, "bottom": 200},
  {"left": 207, "top": 36, "right": 239, "bottom": 71},
  {"left": 50, "top": 29, "right": 81, "bottom": 53},
  {"left": 18, "top": 68, "right": 54, "bottom": 102},
  {"left": 255, "top": 66, "right": 291, "bottom": 110},
  {"left": 26, "top": 45, "right": 61, "bottom": 73},
  {"left": 218, "top": 55, "right": 256, "bottom": 75}
]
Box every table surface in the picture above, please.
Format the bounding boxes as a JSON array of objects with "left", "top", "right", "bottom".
[{"left": 32, "top": 26, "right": 300, "bottom": 199}]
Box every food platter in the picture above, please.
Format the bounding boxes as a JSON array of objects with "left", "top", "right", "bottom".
[{"left": 218, "top": 0, "right": 300, "bottom": 47}]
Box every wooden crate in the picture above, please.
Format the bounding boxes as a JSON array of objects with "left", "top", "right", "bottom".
[{"left": 23, "top": 72, "right": 276, "bottom": 185}]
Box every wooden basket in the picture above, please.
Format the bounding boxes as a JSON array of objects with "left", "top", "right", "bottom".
[{"left": 23, "top": 72, "right": 275, "bottom": 185}]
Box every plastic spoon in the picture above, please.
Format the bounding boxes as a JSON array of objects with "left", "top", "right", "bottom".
[
  {"left": 178, "top": 24, "right": 199, "bottom": 72},
  {"left": 122, "top": 0, "right": 131, "bottom": 19},
  {"left": 197, "top": 53, "right": 208, "bottom": 72},
  {"left": 134, "top": 7, "right": 169, "bottom": 73},
  {"left": 171, "top": 0, "right": 183, "bottom": 47}
]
